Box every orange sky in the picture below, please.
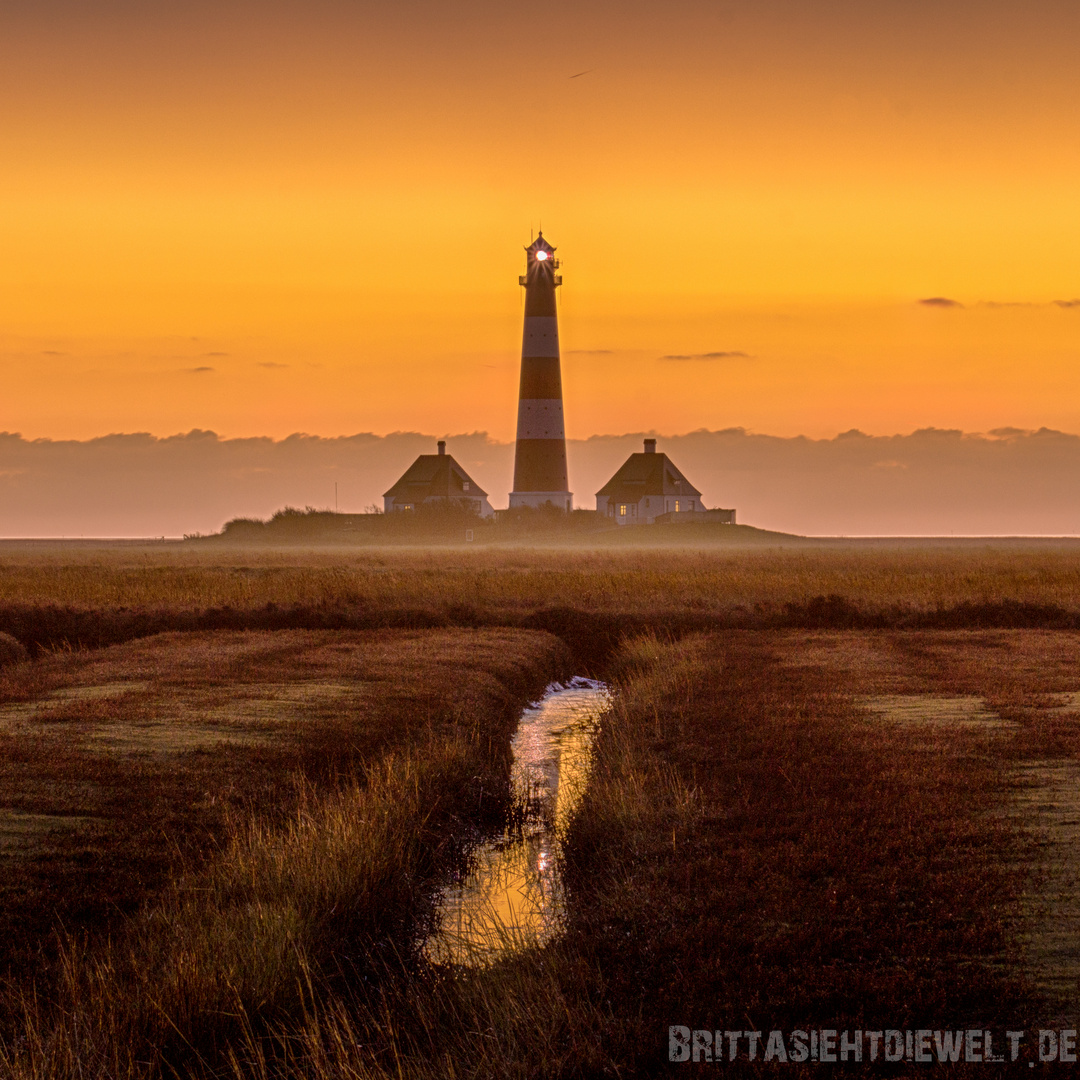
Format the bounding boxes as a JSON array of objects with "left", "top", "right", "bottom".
[{"left": 3, "top": 0, "right": 1080, "bottom": 442}]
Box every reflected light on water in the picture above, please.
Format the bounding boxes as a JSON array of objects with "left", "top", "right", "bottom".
[{"left": 424, "top": 678, "right": 610, "bottom": 966}]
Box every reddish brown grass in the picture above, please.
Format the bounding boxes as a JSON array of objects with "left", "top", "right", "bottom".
[
  {"left": 0, "top": 629, "right": 566, "bottom": 997},
  {"left": 3, "top": 552, "right": 1080, "bottom": 1077}
]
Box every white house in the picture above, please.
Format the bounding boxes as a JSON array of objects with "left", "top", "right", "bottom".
[
  {"left": 383, "top": 441, "right": 494, "bottom": 517},
  {"left": 595, "top": 438, "right": 734, "bottom": 525}
]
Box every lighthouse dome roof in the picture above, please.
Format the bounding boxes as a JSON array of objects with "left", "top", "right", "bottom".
[{"left": 525, "top": 232, "right": 556, "bottom": 256}]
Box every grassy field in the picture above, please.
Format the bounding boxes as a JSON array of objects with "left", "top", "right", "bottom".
[
  {"left": 213, "top": 628, "right": 1075, "bottom": 1077},
  {"left": 0, "top": 625, "right": 567, "bottom": 1075},
  {"left": 1, "top": 539, "right": 1080, "bottom": 612},
  {"left": 2, "top": 544, "right": 1080, "bottom": 1075}
]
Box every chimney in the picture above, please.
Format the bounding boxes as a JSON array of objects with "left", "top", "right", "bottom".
[
  {"left": 643, "top": 438, "right": 656, "bottom": 454},
  {"left": 437, "top": 441, "right": 446, "bottom": 456}
]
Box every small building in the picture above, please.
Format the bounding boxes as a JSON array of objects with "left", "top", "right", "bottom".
[
  {"left": 383, "top": 441, "right": 494, "bottom": 517},
  {"left": 595, "top": 438, "right": 735, "bottom": 525}
]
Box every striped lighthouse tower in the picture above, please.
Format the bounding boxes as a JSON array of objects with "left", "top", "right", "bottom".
[{"left": 509, "top": 232, "right": 573, "bottom": 511}]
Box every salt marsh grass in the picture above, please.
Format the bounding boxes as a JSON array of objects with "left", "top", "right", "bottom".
[
  {"left": 123, "top": 627, "right": 1057, "bottom": 1078},
  {"left": 3, "top": 541, "right": 1080, "bottom": 613},
  {"left": 0, "top": 627, "right": 567, "bottom": 1078},
  {"left": 4, "top": 541, "right": 1080, "bottom": 1075},
  {"left": 3, "top": 741, "right": 486, "bottom": 1079}
]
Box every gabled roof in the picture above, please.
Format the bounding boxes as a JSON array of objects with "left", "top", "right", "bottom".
[
  {"left": 383, "top": 454, "right": 487, "bottom": 500},
  {"left": 595, "top": 452, "right": 703, "bottom": 501}
]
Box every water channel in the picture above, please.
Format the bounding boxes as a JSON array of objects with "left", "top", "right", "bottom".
[{"left": 424, "top": 677, "right": 611, "bottom": 967}]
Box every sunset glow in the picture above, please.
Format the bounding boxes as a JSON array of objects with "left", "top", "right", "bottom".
[{"left": 2, "top": 0, "right": 1079, "bottom": 443}]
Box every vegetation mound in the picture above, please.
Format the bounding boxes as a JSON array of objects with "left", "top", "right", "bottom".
[{"left": 196, "top": 505, "right": 796, "bottom": 547}]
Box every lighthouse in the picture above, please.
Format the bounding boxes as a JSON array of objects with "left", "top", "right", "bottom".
[{"left": 508, "top": 233, "right": 573, "bottom": 511}]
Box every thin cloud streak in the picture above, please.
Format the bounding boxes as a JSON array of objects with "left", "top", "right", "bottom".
[
  {"left": 980, "top": 300, "right": 1080, "bottom": 309},
  {"left": 919, "top": 298, "right": 1080, "bottom": 310},
  {"left": 658, "top": 351, "right": 753, "bottom": 361}
]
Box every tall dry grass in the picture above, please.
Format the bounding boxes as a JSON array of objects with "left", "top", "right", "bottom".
[
  {"left": 3, "top": 544, "right": 1080, "bottom": 612},
  {"left": 0, "top": 627, "right": 568, "bottom": 1079},
  {"left": 0, "top": 628, "right": 566, "bottom": 983},
  {"left": 0, "top": 625, "right": 1064, "bottom": 1077},
  {"left": 0, "top": 738, "right": 491, "bottom": 1079},
  {"left": 205, "top": 629, "right": 1035, "bottom": 1078}
]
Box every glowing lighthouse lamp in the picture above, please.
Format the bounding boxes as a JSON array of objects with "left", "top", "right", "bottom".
[{"left": 508, "top": 233, "right": 572, "bottom": 511}]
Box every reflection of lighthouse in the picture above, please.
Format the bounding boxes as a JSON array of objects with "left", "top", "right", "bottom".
[{"left": 509, "top": 233, "right": 573, "bottom": 510}]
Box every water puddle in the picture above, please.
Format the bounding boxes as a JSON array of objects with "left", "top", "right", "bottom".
[{"left": 424, "top": 677, "right": 610, "bottom": 967}]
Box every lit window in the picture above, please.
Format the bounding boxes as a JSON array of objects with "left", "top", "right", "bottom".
[
  {"left": 675, "top": 500, "right": 680, "bottom": 512},
  {"left": 619, "top": 504, "right": 627, "bottom": 516}
]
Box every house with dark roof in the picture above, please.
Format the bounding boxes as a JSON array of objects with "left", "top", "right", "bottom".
[
  {"left": 595, "top": 438, "right": 735, "bottom": 525},
  {"left": 383, "top": 441, "right": 494, "bottom": 517}
]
